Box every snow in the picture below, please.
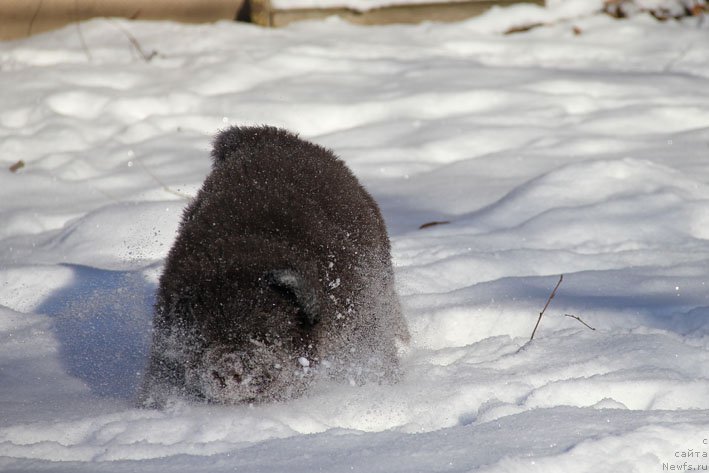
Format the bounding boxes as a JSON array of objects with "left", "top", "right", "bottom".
[
  {"left": 271, "top": 0, "right": 602, "bottom": 16},
  {"left": 271, "top": 0, "right": 460, "bottom": 10},
  {"left": 2, "top": 3, "right": 709, "bottom": 472}
]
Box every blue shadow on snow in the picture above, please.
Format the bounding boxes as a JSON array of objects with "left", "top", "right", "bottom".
[{"left": 37, "top": 263, "right": 156, "bottom": 400}]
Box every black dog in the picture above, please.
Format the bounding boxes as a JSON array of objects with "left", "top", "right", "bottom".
[{"left": 139, "top": 126, "right": 409, "bottom": 407}]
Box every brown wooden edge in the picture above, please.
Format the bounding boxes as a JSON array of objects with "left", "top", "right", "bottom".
[{"left": 249, "top": 0, "right": 544, "bottom": 27}]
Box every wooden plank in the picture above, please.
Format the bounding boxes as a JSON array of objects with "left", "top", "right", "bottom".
[
  {"left": 0, "top": 0, "right": 546, "bottom": 41},
  {"left": 0, "top": 0, "right": 243, "bottom": 41},
  {"left": 250, "top": 0, "right": 544, "bottom": 27}
]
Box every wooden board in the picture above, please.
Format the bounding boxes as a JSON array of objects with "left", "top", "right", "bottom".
[
  {"left": 0, "top": 0, "right": 244, "bottom": 40},
  {"left": 250, "top": 0, "right": 544, "bottom": 27},
  {"left": 1, "top": 0, "right": 545, "bottom": 41}
]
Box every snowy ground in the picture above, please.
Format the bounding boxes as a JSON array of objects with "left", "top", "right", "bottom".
[{"left": 1, "top": 3, "right": 709, "bottom": 472}]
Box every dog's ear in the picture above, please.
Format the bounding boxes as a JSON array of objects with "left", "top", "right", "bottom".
[
  {"left": 264, "top": 269, "right": 321, "bottom": 326},
  {"left": 211, "top": 126, "right": 248, "bottom": 165}
]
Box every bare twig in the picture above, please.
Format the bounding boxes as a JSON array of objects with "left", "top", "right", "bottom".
[
  {"left": 74, "top": 0, "right": 92, "bottom": 63},
  {"left": 530, "top": 275, "right": 563, "bottom": 341},
  {"left": 564, "top": 314, "right": 596, "bottom": 331},
  {"left": 9, "top": 160, "right": 25, "bottom": 173},
  {"left": 74, "top": 23, "right": 92, "bottom": 62},
  {"left": 110, "top": 20, "right": 158, "bottom": 62},
  {"left": 504, "top": 22, "right": 546, "bottom": 35},
  {"left": 28, "top": 0, "right": 44, "bottom": 36},
  {"left": 419, "top": 220, "right": 451, "bottom": 230},
  {"left": 134, "top": 158, "right": 191, "bottom": 200}
]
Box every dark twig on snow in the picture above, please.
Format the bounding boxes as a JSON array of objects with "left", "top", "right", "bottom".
[
  {"left": 28, "top": 0, "right": 44, "bottom": 36},
  {"left": 73, "top": 0, "right": 92, "bottom": 62},
  {"left": 530, "top": 274, "right": 563, "bottom": 341},
  {"left": 504, "top": 22, "right": 548, "bottom": 35},
  {"left": 74, "top": 21, "right": 92, "bottom": 63},
  {"left": 110, "top": 20, "right": 158, "bottom": 62},
  {"left": 419, "top": 220, "right": 451, "bottom": 230},
  {"left": 134, "top": 158, "right": 191, "bottom": 200},
  {"left": 9, "top": 160, "right": 25, "bottom": 173},
  {"left": 564, "top": 313, "right": 596, "bottom": 331}
]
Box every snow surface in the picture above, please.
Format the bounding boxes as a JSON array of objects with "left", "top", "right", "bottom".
[
  {"left": 2, "top": 4, "right": 709, "bottom": 472},
  {"left": 271, "top": 0, "right": 699, "bottom": 16},
  {"left": 271, "top": 0, "right": 470, "bottom": 11}
]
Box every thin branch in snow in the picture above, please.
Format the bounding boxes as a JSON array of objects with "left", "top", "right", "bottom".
[
  {"left": 134, "top": 158, "right": 191, "bottom": 200},
  {"left": 9, "top": 160, "right": 25, "bottom": 173},
  {"left": 74, "top": 22, "right": 92, "bottom": 62},
  {"left": 110, "top": 20, "right": 158, "bottom": 62},
  {"left": 565, "top": 314, "right": 596, "bottom": 331},
  {"left": 419, "top": 221, "right": 451, "bottom": 230},
  {"left": 663, "top": 42, "right": 694, "bottom": 72},
  {"left": 530, "top": 274, "right": 563, "bottom": 341},
  {"left": 28, "top": 0, "right": 44, "bottom": 36},
  {"left": 72, "top": 0, "right": 92, "bottom": 62},
  {"left": 504, "top": 22, "right": 546, "bottom": 35}
]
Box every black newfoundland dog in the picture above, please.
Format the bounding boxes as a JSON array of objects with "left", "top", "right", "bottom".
[{"left": 140, "top": 126, "right": 409, "bottom": 407}]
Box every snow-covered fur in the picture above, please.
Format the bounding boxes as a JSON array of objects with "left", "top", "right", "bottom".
[{"left": 139, "top": 126, "right": 409, "bottom": 407}]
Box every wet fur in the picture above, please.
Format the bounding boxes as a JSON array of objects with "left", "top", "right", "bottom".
[{"left": 139, "top": 126, "right": 409, "bottom": 407}]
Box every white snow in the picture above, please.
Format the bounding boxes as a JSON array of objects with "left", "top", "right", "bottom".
[
  {"left": 271, "top": 0, "right": 460, "bottom": 10},
  {"left": 271, "top": 0, "right": 602, "bottom": 16},
  {"left": 2, "top": 3, "right": 709, "bottom": 472}
]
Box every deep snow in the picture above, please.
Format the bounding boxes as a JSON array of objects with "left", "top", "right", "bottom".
[{"left": 1, "top": 3, "right": 709, "bottom": 472}]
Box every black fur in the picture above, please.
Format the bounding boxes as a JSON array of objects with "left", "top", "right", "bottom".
[{"left": 139, "top": 126, "right": 409, "bottom": 407}]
